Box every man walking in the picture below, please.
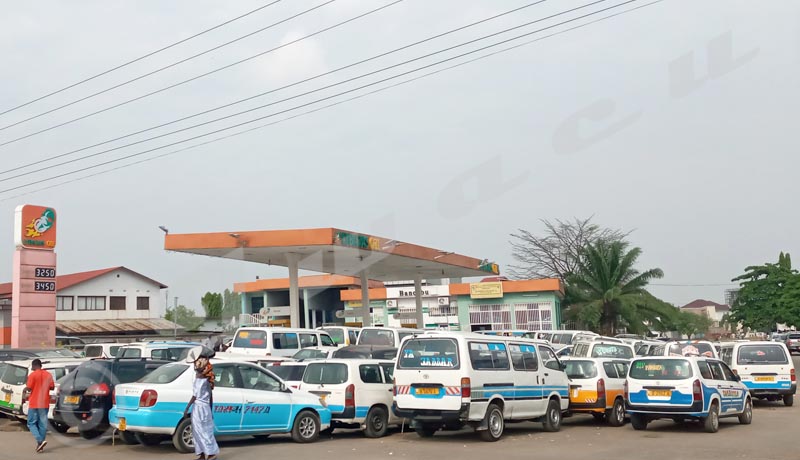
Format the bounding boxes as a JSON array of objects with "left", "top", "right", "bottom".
[{"left": 25, "top": 359, "right": 54, "bottom": 453}]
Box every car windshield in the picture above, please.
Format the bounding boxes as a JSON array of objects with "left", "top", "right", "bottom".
[
  {"left": 139, "top": 363, "right": 189, "bottom": 384},
  {"left": 677, "top": 342, "right": 715, "bottom": 357},
  {"left": 591, "top": 344, "right": 633, "bottom": 359},
  {"left": 564, "top": 360, "right": 597, "bottom": 379},
  {"left": 737, "top": 345, "right": 789, "bottom": 364},
  {"left": 292, "top": 349, "right": 327, "bottom": 361},
  {"left": 233, "top": 330, "right": 268, "bottom": 349},
  {"left": 322, "top": 328, "right": 345, "bottom": 345},
  {"left": 84, "top": 346, "right": 104, "bottom": 358},
  {"left": 359, "top": 329, "right": 395, "bottom": 346},
  {"left": 630, "top": 359, "right": 693, "bottom": 380},
  {"left": 119, "top": 347, "right": 142, "bottom": 358},
  {"left": 398, "top": 339, "right": 459, "bottom": 369},
  {"left": 303, "top": 363, "right": 348, "bottom": 385},
  {"left": 787, "top": 333, "right": 800, "bottom": 340},
  {"left": 269, "top": 365, "right": 307, "bottom": 382},
  {"left": 0, "top": 364, "right": 28, "bottom": 385}
]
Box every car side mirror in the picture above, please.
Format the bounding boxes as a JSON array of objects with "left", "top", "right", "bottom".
[
  {"left": 280, "top": 382, "right": 288, "bottom": 392},
  {"left": 734, "top": 375, "right": 741, "bottom": 382}
]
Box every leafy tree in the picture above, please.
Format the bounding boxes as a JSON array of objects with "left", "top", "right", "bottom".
[
  {"left": 565, "top": 240, "right": 671, "bottom": 335},
  {"left": 673, "top": 310, "right": 714, "bottom": 339},
  {"left": 222, "top": 289, "right": 242, "bottom": 320},
  {"left": 201, "top": 292, "right": 223, "bottom": 319},
  {"left": 509, "top": 216, "right": 629, "bottom": 281},
  {"left": 730, "top": 252, "right": 800, "bottom": 331},
  {"left": 165, "top": 305, "right": 204, "bottom": 331}
]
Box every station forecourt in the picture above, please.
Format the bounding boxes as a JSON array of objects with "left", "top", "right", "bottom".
[{"left": 164, "top": 227, "right": 564, "bottom": 331}]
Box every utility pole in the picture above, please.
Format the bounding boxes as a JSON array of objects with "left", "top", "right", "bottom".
[{"left": 174, "top": 296, "right": 178, "bottom": 339}]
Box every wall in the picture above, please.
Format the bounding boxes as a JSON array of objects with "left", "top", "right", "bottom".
[
  {"left": 0, "top": 308, "right": 10, "bottom": 347},
  {"left": 456, "top": 291, "right": 562, "bottom": 332},
  {"left": 56, "top": 269, "right": 164, "bottom": 321}
]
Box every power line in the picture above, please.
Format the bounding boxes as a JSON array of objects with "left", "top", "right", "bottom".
[
  {"left": 0, "top": 0, "right": 609, "bottom": 182},
  {"left": 0, "top": 0, "right": 664, "bottom": 199},
  {"left": 0, "top": 0, "right": 403, "bottom": 146},
  {"left": 651, "top": 283, "right": 738, "bottom": 287},
  {"left": 0, "top": 0, "right": 337, "bottom": 133},
  {"left": 0, "top": 0, "right": 551, "bottom": 175},
  {"left": 0, "top": 1, "right": 283, "bottom": 118}
]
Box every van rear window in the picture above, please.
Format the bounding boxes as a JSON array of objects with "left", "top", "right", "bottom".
[
  {"left": 233, "top": 330, "right": 268, "bottom": 349},
  {"left": 359, "top": 330, "right": 395, "bottom": 346},
  {"left": 564, "top": 360, "right": 597, "bottom": 379},
  {"left": 630, "top": 359, "right": 692, "bottom": 380},
  {"left": 398, "top": 339, "right": 459, "bottom": 369},
  {"left": 591, "top": 344, "right": 633, "bottom": 359},
  {"left": 0, "top": 365, "right": 27, "bottom": 385},
  {"left": 737, "top": 345, "right": 789, "bottom": 365},
  {"left": 303, "top": 363, "right": 348, "bottom": 385}
]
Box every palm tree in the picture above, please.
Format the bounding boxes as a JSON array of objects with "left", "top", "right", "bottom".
[{"left": 566, "top": 240, "right": 670, "bottom": 336}]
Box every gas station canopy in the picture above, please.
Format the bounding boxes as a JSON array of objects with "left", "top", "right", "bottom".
[{"left": 163, "top": 228, "right": 499, "bottom": 280}]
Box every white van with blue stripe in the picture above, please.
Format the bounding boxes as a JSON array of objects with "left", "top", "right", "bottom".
[{"left": 392, "top": 332, "right": 569, "bottom": 442}]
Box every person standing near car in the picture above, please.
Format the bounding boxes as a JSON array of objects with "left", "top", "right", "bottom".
[
  {"left": 25, "top": 359, "right": 55, "bottom": 453},
  {"left": 184, "top": 350, "right": 219, "bottom": 460}
]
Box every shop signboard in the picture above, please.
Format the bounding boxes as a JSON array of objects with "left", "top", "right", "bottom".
[
  {"left": 14, "top": 205, "right": 57, "bottom": 250},
  {"left": 470, "top": 281, "right": 504, "bottom": 299}
]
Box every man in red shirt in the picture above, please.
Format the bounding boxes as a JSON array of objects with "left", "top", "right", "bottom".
[{"left": 25, "top": 359, "right": 55, "bottom": 453}]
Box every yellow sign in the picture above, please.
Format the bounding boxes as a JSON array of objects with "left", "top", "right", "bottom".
[{"left": 470, "top": 282, "right": 504, "bottom": 299}]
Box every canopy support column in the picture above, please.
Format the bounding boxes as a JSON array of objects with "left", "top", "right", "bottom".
[
  {"left": 361, "top": 271, "right": 372, "bottom": 327},
  {"left": 288, "top": 253, "right": 300, "bottom": 328},
  {"left": 414, "top": 275, "right": 424, "bottom": 329}
]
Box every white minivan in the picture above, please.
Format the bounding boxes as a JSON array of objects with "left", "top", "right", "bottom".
[
  {"left": 0, "top": 358, "right": 85, "bottom": 421},
  {"left": 719, "top": 341, "right": 796, "bottom": 406},
  {"left": 357, "top": 327, "right": 424, "bottom": 348},
  {"left": 393, "top": 332, "right": 570, "bottom": 441},
  {"left": 227, "top": 328, "right": 337, "bottom": 358},
  {"left": 299, "top": 359, "right": 401, "bottom": 437}
]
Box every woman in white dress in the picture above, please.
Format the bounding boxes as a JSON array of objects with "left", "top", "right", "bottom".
[{"left": 184, "top": 354, "right": 219, "bottom": 460}]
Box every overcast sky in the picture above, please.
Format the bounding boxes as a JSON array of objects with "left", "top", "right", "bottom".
[{"left": 0, "top": 0, "right": 797, "bottom": 315}]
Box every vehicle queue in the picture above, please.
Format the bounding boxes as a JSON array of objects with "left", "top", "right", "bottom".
[{"left": 0, "top": 326, "right": 795, "bottom": 454}]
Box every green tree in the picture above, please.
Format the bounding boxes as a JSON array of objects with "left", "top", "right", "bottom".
[
  {"left": 674, "top": 310, "right": 714, "bottom": 339},
  {"left": 165, "top": 305, "right": 204, "bottom": 331},
  {"left": 566, "top": 240, "right": 671, "bottom": 336},
  {"left": 730, "top": 252, "right": 800, "bottom": 331},
  {"left": 201, "top": 292, "right": 223, "bottom": 319},
  {"left": 222, "top": 289, "right": 242, "bottom": 321}
]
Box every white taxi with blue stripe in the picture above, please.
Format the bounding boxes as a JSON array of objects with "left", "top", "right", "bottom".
[
  {"left": 392, "top": 332, "right": 570, "bottom": 441},
  {"left": 625, "top": 356, "right": 752, "bottom": 433},
  {"left": 108, "top": 359, "right": 331, "bottom": 452}
]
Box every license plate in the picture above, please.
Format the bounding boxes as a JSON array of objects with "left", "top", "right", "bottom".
[
  {"left": 647, "top": 390, "right": 671, "bottom": 397},
  {"left": 3, "top": 393, "right": 9, "bottom": 403},
  {"left": 64, "top": 395, "right": 80, "bottom": 405},
  {"left": 754, "top": 376, "right": 775, "bottom": 382},
  {"left": 118, "top": 418, "right": 126, "bottom": 431},
  {"left": 415, "top": 387, "right": 440, "bottom": 395}
]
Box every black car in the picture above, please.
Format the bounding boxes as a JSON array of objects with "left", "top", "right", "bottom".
[
  {"left": 332, "top": 345, "right": 398, "bottom": 360},
  {"left": 0, "top": 348, "right": 81, "bottom": 361},
  {"left": 52, "top": 358, "right": 170, "bottom": 438}
]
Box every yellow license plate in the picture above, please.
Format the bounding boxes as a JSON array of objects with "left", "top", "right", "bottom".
[
  {"left": 754, "top": 376, "right": 775, "bottom": 382},
  {"left": 647, "top": 390, "right": 672, "bottom": 397},
  {"left": 64, "top": 395, "right": 80, "bottom": 404},
  {"left": 415, "top": 387, "right": 439, "bottom": 395},
  {"left": 118, "top": 418, "right": 126, "bottom": 431},
  {"left": 3, "top": 393, "right": 10, "bottom": 403}
]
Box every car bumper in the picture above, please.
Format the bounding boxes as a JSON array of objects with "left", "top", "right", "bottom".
[
  {"left": 53, "top": 408, "right": 108, "bottom": 430},
  {"left": 748, "top": 383, "right": 796, "bottom": 396},
  {"left": 392, "top": 402, "right": 470, "bottom": 422},
  {"left": 570, "top": 398, "right": 608, "bottom": 413},
  {"left": 626, "top": 400, "right": 705, "bottom": 415},
  {"left": 108, "top": 408, "right": 182, "bottom": 435}
]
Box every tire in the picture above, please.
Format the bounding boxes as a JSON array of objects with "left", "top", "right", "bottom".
[
  {"left": 414, "top": 423, "right": 438, "bottom": 438},
  {"left": 172, "top": 418, "right": 193, "bottom": 453},
  {"left": 136, "top": 433, "right": 165, "bottom": 446},
  {"left": 703, "top": 402, "right": 720, "bottom": 433},
  {"left": 784, "top": 394, "right": 794, "bottom": 407},
  {"left": 291, "top": 410, "right": 320, "bottom": 443},
  {"left": 79, "top": 429, "right": 104, "bottom": 440},
  {"left": 542, "top": 399, "right": 562, "bottom": 432},
  {"left": 50, "top": 422, "right": 70, "bottom": 434},
  {"left": 479, "top": 403, "right": 504, "bottom": 442},
  {"left": 607, "top": 398, "right": 625, "bottom": 427},
  {"left": 364, "top": 406, "right": 389, "bottom": 438},
  {"left": 630, "top": 413, "right": 648, "bottom": 431},
  {"left": 738, "top": 398, "right": 753, "bottom": 425},
  {"left": 119, "top": 430, "right": 139, "bottom": 445}
]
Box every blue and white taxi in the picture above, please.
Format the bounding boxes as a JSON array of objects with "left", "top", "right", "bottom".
[
  {"left": 625, "top": 357, "right": 752, "bottom": 433},
  {"left": 109, "top": 359, "right": 331, "bottom": 452}
]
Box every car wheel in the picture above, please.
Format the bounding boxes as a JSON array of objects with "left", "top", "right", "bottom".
[
  {"left": 414, "top": 423, "right": 438, "bottom": 438},
  {"left": 479, "top": 403, "right": 504, "bottom": 442},
  {"left": 542, "top": 399, "right": 562, "bottom": 432},
  {"left": 703, "top": 402, "right": 720, "bottom": 433},
  {"left": 607, "top": 398, "right": 625, "bottom": 427},
  {"left": 119, "top": 430, "right": 139, "bottom": 445},
  {"left": 630, "top": 413, "right": 648, "bottom": 431},
  {"left": 79, "top": 429, "right": 104, "bottom": 440},
  {"left": 50, "top": 421, "right": 70, "bottom": 434},
  {"left": 172, "top": 418, "right": 193, "bottom": 453},
  {"left": 291, "top": 410, "right": 320, "bottom": 443},
  {"left": 364, "top": 406, "right": 389, "bottom": 438},
  {"left": 738, "top": 398, "right": 753, "bottom": 425},
  {"left": 784, "top": 394, "right": 794, "bottom": 407}
]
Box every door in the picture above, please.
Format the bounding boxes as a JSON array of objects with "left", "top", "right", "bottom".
[
  {"left": 718, "top": 361, "right": 747, "bottom": 413},
  {"left": 358, "top": 364, "right": 391, "bottom": 420},
  {"left": 380, "top": 363, "right": 401, "bottom": 423},
  {"left": 211, "top": 364, "right": 245, "bottom": 432},
  {"left": 508, "top": 343, "right": 541, "bottom": 418},
  {"left": 237, "top": 364, "right": 293, "bottom": 431},
  {"left": 539, "top": 346, "right": 568, "bottom": 411},
  {"left": 706, "top": 361, "right": 737, "bottom": 414}
]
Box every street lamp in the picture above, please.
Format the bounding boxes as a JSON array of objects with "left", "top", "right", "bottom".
[{"left": 158, "top": 226, "right": 169, "bottom": 234}]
